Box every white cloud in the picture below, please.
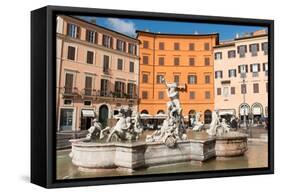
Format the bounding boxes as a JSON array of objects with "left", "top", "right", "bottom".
[{"left": 106, "top": 18, "right": 136, "bottom": 37}]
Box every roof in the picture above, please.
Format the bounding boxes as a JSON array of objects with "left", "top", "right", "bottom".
[
  {"left": 136, "top": 30, "right": 219, "bottom": 38},
  {"left": 60, "top": 15, "right": 139, "bottom": 42}
]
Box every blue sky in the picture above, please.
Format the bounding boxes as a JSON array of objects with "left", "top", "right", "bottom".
[{"left": 79, "top": 16, "right": 266, "bottom": 41}]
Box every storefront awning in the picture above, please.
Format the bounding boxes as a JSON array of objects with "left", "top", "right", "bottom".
[
  {"left": 219, "top": 109, "right": 235, "bottom": 116},
  {"left": 82, "top": 109, "right": 95, "bottom": 117}
]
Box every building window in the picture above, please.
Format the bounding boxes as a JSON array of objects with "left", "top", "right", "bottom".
[
  {"left": 64, "top": 99, "right": 72, "bottom": 105},
  {"left": 228, "top": 50, "right": 236, "bottom": 58},
  {"left": 217, "top": 88, "right": 221, "bottom": 95},
  {"left": 84, "top": 76, "right": 93, "bottom": 96},
  {"left": 129, "top": 62, "right": 134, "bottom": 73},
  {"left": 116, "top": 39, "right": 126, "bottom": 52},
  {"left": 100, "top": 79, "right": 109, "bottom": 96},
  {"left": 143, "top": 56, "right": 149, "bottom": 64},
  {"left": 86, "top": 51, "right": 94, "bottom": 64},
  {"left": 142, "top": 74, "right": 148, "bottom": 83},
  {"left": 237, "top": 45, "right": 247, "bottom": 58},
  {"left": 215, "top": 71, "right": 223, "bottom": 79},
  {"left": 117, "top": 58, "right": 123, "bottom": 70},
  {"left": 143, "top": 41, "right": 149, "bottom": 48},
  {"left": 67, "top": 23, "right": 79, "bottom": 38},
  {"left": 84, "top": 100, "right": 92, "bottom": 106},
  {"left": 127, "top": 83, "right": 136, "bottom": 98},
  {"left": 86, "top": 30, "right": 97, "bottom": 43},
  {"left": 262, "top": 42, "right": 268, "bottom": 55},
  {"left": 102, "top": 34, "right": 113, "bottom": 48},
  {"left": 251, "top": 63, "right": 260, "bottom": 77},
  {"left": 205, "top": 91, "right": 210, "bottom": 99},
  {"left": 159, "top": 57, "right": 165, "bottom": 66},
  {"left": 158, "top": 91, "right": 164, "bottom": 99},
  {"left": 249, "top": 43, "right": 259, "bottom": 56},
  {"left": 156, "top": 75, "right": 165, "bottom": 84},
  {"left": 228, "top": 69, "right": 237, "bottom": 78},
  {"left": 189, "top": 43, "right": 195, "bottom": 51},
  {"left": 238, "top": 64, "right": 248, "bottom": 77},
  {"left": 189, "top": 91, "right": 195, "bottom": 99},
  {"left": 174, "top": 42, "right": 180, "bottom": 50},
  {"left": 128, "top": 43, "right": 137, "bottom": 55},
  {"left": 215, "top": 52, "right": 222, "bottom": 60},
  {"left": 189, "top": 57, "right": 195, "bottom": 66},
  {"left": 253, "top": 83, "right": 259, "bottom": 93},
  {"left": 159, "top": 42, "right": 165, "bottom": 50},
  {"left": 231, "top": 87, "right": 235, "bottom": 95},
  {"left": 188, "top": 75, "right": 197, "bottom": 84},
  {"left": 241, "top": 84, "right": 247, "bottom": 94},
  {"left": 64, "top": 73, "right": 74, "bottom": 94},
  {"left": 67, "top": 46, "right": 76, "bottom": 60},
  {"left": 174, "top": 75, "right": 180, "bottom": 83},
  {"left": 115, "top": 81, "right": 125, "bottom": 98},
  {"left": 204, "top": 57, "right": 210, "bottom": 66},
  {"left": 174, "top": 57, "right": 180, "bottom": 66},
  {"left": 204, "top": 43, "right": 210, "bottom": 51},
  {"left": 223, "top": 87, "right": 229, "bottom": 97},
  {"left": 205, "top": 75, "right": 210, "bottom": 84},
  {"left": 103, "top": 55, "right": 110, "bottom": 74},
  {"left": 142, "top": 91, "right": 148, "bottom": 99}
]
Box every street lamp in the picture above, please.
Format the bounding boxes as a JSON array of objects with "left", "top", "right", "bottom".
[{"left": 242, "top": 73, "right": 250, "bottom": 135}]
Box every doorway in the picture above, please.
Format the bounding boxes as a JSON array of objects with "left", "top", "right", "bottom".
[{"left": 99, "top": 105, "right": 109, "bottom": 128}]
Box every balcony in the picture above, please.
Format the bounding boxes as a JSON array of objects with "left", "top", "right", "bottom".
[
  {"left": 61, "top": 87, "right": 79, "bottom": 98},
  {"left": 81, "top": 88, "right": 96, "bottom": 98},
  {"left": 252, "top": 72, "right": 259, "bottom": 78}
]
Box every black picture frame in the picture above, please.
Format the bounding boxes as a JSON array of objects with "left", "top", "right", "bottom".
[{"left": 31, "top": 5, "right": 274, "bottom": 188}]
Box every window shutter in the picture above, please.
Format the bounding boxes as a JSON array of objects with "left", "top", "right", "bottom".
[
  {"left": 228, "top": 70, "right": 230, "bottom": 77},
  {"left": 237, "top": 46, "right": 240, "bottom": 54},
  {"left": 110, "top": 37, "right": 113, "bottom": 48},
  {"left": 249, "top": 45, "right": 252, "bottom": 52},
  {"left": 215, "top": 72, "right": 217, "bottom": 79},
  {"left": 123, "top": 42, "right": 126, "bottom": 52},
  {"left": 221, "top": 71, "right": 223, "bottom": 78},
  {"left": 263, "top": 63, "right": 266, "bottom": 71},
  {"left": 94, "top": 32, "right": 98, "bottom": 44},
  {"left": 238, "top": 66, "right": 241, "bottom": 73},
  {"left": 245, "top": 45, "right": 247, "bottom": 52},
  {"left": 235, "top": 70, "right": 237, "bottom": 77},
  {"left": 250, "top": 64, "right": 253, "bottom": 72},
  {"left": 257, "top": 44, "right": 260, "bottom": 51},
  {"left": 258, "top": 63, "right": 261, "bottom": 72},
  {"left": 76, "top": 26, "right": 80, "bottom": 38},
  {"left": 66, "top": 23, "right": 70, "bottom": 35},
  {"left": 246, "top": 65, "right": 248, "bottom": 73}
]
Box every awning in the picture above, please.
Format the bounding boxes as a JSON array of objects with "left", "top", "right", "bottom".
[
  {"left": 140, "top": 113, "right": 153, "bottom": 119},
  {"left": 219, "top": 109, "right": 235, "bottom": 116},
  {"left": 154, "top": 113, "right": 167, "bottom": 119},
  {"left": 82, "top": 109, "right": 95, "bottom": 117}
]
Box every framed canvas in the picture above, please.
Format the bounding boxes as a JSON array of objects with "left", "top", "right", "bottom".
[{"left": 31, "top": 5, "right": 274, "bottom": 188}]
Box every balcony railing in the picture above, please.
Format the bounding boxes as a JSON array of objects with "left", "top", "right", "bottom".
[{"left": 61, "top": 87, "right": 79, "bottom": 97}]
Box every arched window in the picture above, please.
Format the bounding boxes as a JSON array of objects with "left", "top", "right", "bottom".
[
  {"left": 141, "top": 110, "right": 149, "bottom": 114},
  {"left": 204, "top": 110, "right": 212, "bottom": 124},
  {"left": 157, "top": 110, "right": 165, "bottom": 114}
]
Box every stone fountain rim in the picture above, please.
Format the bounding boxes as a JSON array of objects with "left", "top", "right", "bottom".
[{"left": 70, "top": 137, "right": 216, "bottom": 148}]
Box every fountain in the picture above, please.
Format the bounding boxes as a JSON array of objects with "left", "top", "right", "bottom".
[{"left": 69, "top": 78, "right": 248, "bottom": 172}]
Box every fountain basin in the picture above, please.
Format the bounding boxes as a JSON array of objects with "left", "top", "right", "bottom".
[
  {"left": 215, "top": 132, "right": 248, "bottom": 157},
  {"left": 70, "top": 138, "right": 216, "bottom": 171},
  {"left": 70, "top": 132, "right": 248, "bottom": 171}
]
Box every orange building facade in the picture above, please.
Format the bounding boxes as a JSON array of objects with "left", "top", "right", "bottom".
[{"left": 137, "top": 31, "right": 218, "bottom": 124}]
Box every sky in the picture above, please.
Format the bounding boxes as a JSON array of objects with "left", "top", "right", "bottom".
[{"left": 78, "top": 16, "right": 266, "bottom": 41}]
